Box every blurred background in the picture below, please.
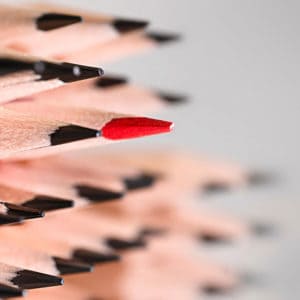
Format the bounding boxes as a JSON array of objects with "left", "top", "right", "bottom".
[{"left": 11, "top": 0, "right": 300, "bottom": 299}]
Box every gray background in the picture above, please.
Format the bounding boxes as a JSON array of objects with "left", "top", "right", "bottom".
[{"left": 10, "top": 0, "right": 300, "bottom": 299}]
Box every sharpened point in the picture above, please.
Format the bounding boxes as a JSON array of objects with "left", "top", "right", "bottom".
[
  {"left": 54, "top": 257, "right": 93, "bottom": 275},
  {"left": 139, "top": 227, "right": 167, "bottom": 238},
  {"left": 36, "top": 13, "right": 82, "bottom": 31},
  {"left": 113, "top": 18, "right": 148, "bottom": 33},
  {"left": 202, "top": 182, "right": 230, "bottom": 194},
  {"left": 198, "top": 233, "right": 232, "bottom": 245},
  {"left": 95, "top": 75, "right": 128, "bottom": 88},
  {"left": 50, "top": 125, "right": 100, "bottom": 146},
  {"left": 157, "top": 91, "right": 188, "bottom": 104},
  {"left": 5, "top": 203, "right": 44, "bottom": 220},
  {"left": 202, "top": 285, "right": 229, "bottom": 295},
  {"left": 73, "top": 249, "right": 120, "bottom": 265},
  {"left": 106, "top": 237, "right": 146, "bottom": 250},
  {"left": 101, "top": 117, "right": 174, "bottom": 140},
  {"left": 247, "top": 171, "right": 276, "bottom": 186},
  {"left": 12, "top": 269, "right": 63, "bottom": 289},
  {"left": 0, "top": 213, "right": 23, "bottom": 225},
  {"left": 146, "top": 31, "right": 181, "bottom": 44},
  {"left": 0, "top": 283, "right": 25, "bottom": 298},
  {"left": 34, "top": 61, "right": 104, "bottom": 82},
  {"left": 75, "top": 184, "right": 124, "bottom": 203},
  {"left": 251, "top": 222, "right": 276, "bottom": 237},
  {"left": 123, "top": 173, "right": 158, "bottom": 190},
  {"left": 23, "top": 195, "right": 74, "bottom": 211}
]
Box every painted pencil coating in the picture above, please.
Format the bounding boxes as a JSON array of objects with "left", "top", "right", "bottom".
[{"left": 101, "top": 117, "right": 174, "bottom": 140}]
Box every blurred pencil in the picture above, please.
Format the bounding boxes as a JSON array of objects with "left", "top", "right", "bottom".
[
  {"left": 0, "top": 183, "right": 73, "bottom": 212},
  {"left": 0, "top": 163, "right": 125, "bottom": 206},
  {"left": 2, "top": 3, "right": 148, "bottom": 58},
  {"left": 63, "top": 30, "right": 180, "bottom": 64},
  {"left": 0, "top": 242, "right": 92, "bottom": 276},
  {"left": 29, "top": 75, "right": 187, "bottom": 114},
  {"left": 0, "top": 4, "right": 82, "bottom": 43}
]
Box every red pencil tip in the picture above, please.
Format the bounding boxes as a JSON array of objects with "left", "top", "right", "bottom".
[{"left": 102, "top": 117, "right": 173, "bottom": 140}]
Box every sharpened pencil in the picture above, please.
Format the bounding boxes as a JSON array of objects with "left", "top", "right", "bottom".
[
  {"left": 28, "top": 75, "right": 187, "bottom": 114},
  {"left": 0, "top": 51, "right": 104, "bottom": 103},
  {"left": 63, "top": 30, "right": 180, "bottom": 64},
  {"left": 0, "top": 262, "right": 63, "bottom": 290},
  {"left": 0, "top": 183, "right": 73, "bottom": 212},
  {"left": 0, "top": 242, "right": 92, "bottom": 276}
]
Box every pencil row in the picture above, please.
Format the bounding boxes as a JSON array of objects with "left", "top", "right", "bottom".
[{"left": 0, "top": 149, "right": 270, "bottom": 299}]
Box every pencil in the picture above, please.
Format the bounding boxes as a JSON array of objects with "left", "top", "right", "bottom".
[
  {"left": 0, "top": 183, "right": 73, "bottom": 212},
  {"left": 29, "top": 75, "right": 187, "bottom": 115},
  {"left": 0, "top": 51, "right": 104, "bottom": 103},
  {"left": 0, "top": 162, "right": 125, "bottom": 206},
  {"left": 0, "top": 223, "right": 120, "bottom": 266},
  {"left": 0, "top": 107, "right": 172, "bottom": 160},
  {"left": 0, "top": 241, "right": 92, "bottom": 276},
  {"left": 3, "top": 4, "right": 148, "bottom": 58},
  {"left": 63, "top": 30, "right": 180, "bottom": 64},
  {"left": 0, "top": 4, "right": 82, "bottom": 43},
  {"left": 0, "top": 262, "right": 63, "bottom": 290}
]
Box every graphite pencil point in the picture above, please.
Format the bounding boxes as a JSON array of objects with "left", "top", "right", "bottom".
[
  {"left": 113, "top": 18, "right": 148, "bottom": 33},
  {"left": 34, "top": 61, "right": 104, "bottom": 82},
  {"left": 23, "top": 196, "right": 74, "bottom": 211},
  {"left": 72, "top": 249, "right": 121, "bottom": 265},
  {"left": 11, "top": 269, "right": 63, "bottom": 289},
  {"left": 157, "top": 91, "right": 188, "bottom": 104},
  {"left": 146, "top": 31, "right": 181, "bottom": 44},
  {"left": 95, "top": 75, "right": 128, "bottom": 88},
  {"left": 105, "top": 237, "right": 146, "bottom": 250},
  {"left": 75, "top": 185, "right": 124, "bottom": 203},
  {"left": 36, "top": 13, "right": 82, "bottom": 31},
  {"left": 53, "top": 257, "right": 93, "bottom": 275},
  {"left": 123, "top": 173, "right": 158, "bottom": 190}
]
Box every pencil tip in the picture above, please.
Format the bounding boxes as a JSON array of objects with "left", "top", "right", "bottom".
[
  {"left": 36, "top": 13, "right": 82, "bottom": 31},
  {"left": 12, "top": 269, "right": 63, "bottom": 289},
  {"left": 34, "top": 61, "right": 104, "bottom": 83},
  {"left": 0, "top": 283, "right": 25, "bottom": 298},
  {"left": 157, "top": 91, "right": 188, "bottom": 104},
  {"left": 23, "top": 195, "right": 74, "bottom": 211},
  {"left": 113, "top": 18, "right": 148, "bottom": 33},
  {"left": 247, "top": 171, "right": 276, "bottom": 186},
  {"left": 50, "top": 125, "right": 100, "bottom": 146},
  {"left": 75, "top": 185, "right": 124, "bottom": 203},
  {"left": 139, "top": 227, "right": 167, "bottom": 238},
  {"left": 146, "top": 31, "right": 181, "bottom": 44},
  {"left": 198, "top": 233, "right": 232, "bottom": 244},
  {"left": 202, "top": 285, "right": 229, "bottom": 295},
  {"left": 102, "top": 117, "right": 174, "bottom": 140},
  {"left": 251, "top": 222, "right": 276, "bottom": 237},
  {"left": 0, "top": 213, "right": 23, "bottom": 225},
  {"left": 73, "top": 249, "right": 121, "bottom": 265},
  {"left": 123, "top": 173, "right": 158, "bottom": 190},
  {"left": 202, "top": 182, "right": 230, "bottom": 194},
  {"left": 54, "top": 257, "right": 93, "bottom": 275},
  {"left": 4, "top": 203, "right": 44, "bottom": 220},
  {"left": 106, "top": 237, "right": 146, "bottom": 250},
  {"left": 95, "top": 75, "right": 128, "bottom": 88}
]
